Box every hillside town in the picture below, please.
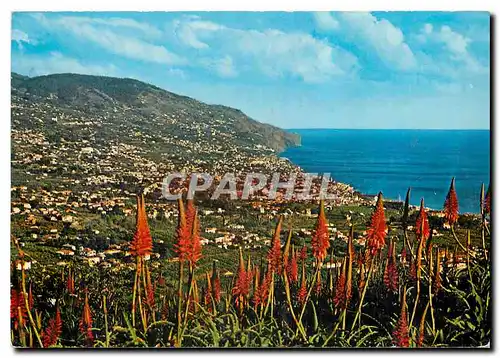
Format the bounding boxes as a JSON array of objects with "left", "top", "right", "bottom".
[
  {"left": 11, "top": 73, "right": 482, "bottom": 278},
  {"left": 11, "top": 73, "right": 369, "bottom": 274}
]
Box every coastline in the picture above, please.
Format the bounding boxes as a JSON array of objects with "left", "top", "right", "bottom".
[
  {"left": 278, "top": 130, "right": 487, "bottom": 215},
  {"left": 282, "top": 152, "right": 483, "bottom": 215}
]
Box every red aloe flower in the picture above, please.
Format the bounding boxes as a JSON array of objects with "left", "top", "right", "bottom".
[
  {"left": 253, "top": 269, "right": 271, "bottom": 307},
  {"left": 355, "top": 251, "right": 365, "bottom": 268},
  {"left": 366, "top": 192, "right": 388, "bottom": 256},
  {"left": 485, "top": 184, "right": 491, "bottom": 214},
  {"left": 433, "top": 249, "right": 442, "bottom": 295},
  {"left": 232, "top": 249, "right": 250, "bottom": 298},
  {"left": 385, "top": 262, "right": 398, "bottom": 292},
  {"left": 212, "top": 276, "right": 221, "bottom": 305},
  {"left": 211, "top": 261, "right": 221, "bottom": 304},
  {"left": 10, "top": 288, "right": 27, "bottom": 330},
  {"left": 42, "top": 307, "right": 62, "bottom": 348},
  {"left": 79, "top": 291, "right": 93, "bottom": 344},
  {"left": 392, "top": 289, "right": 410, "bottom": 347},
  {"left": 286, "top": 250, "right": 299, "bottom": 284},
  {"left": 444, "top": 177, "right": 459, "bottom": 225},
  {"left": 300, "top": 245, "right": 307, "bottom": 262},
  {"left": 311, "top": 200, "right": 330, "bottom": 262},
  {"left": 187, "top": 211, "right": 202, "bottom": 266},
  {"left": 409, "top": 257, "right": 417, "bottom": 281},
  {"left": 267, "top": 216, "right": 283, "bottom": 273},
  {"left": 174, "top": 199, "right": 201, "bottom": 266},
  {"left": 333, "top": 264, "right": 346, "bottom": 309},
  {"left": 130, "top": 194, "right": 153, "bottom": 257},
  {"left": 174, "top": 199, "right": 190, "bottom": 261},
  {"left": 297, "top": 282, "right": 307, "bottom": 304},
  {"left": 205, "top": 272, "right": 213, "bottom": 309},
  {"left": 297, "top": 261, "right": 307, "bottom": 305},
  {"left": 345, "top": 230, "right": 354, "bottom": 306},
  {"left": 262, "top": 270, "right": 272, "bottom": 303},
  {"left": 55, "top": 307, "right": 62, "bottom": 335},
  {"left": 415, "top": 199, "right": 430, "bottom": 241},
  {"left": 203, "top": 284, "right": 211, "bottom": 309},
  {"left": 146, "top": 283, "right": 155, "bottom": 309},
  {"left": 417, "top": 322, "right": 425, "bottom": 347},
  {"left": 383, "top": 241, "right": 398, "bottom": 292},
  {"left": 297, "top": 281, "right": 307, "bottom": 305},
  {"left": 246, "top": 257, "right": 254, "bottom": 293}
]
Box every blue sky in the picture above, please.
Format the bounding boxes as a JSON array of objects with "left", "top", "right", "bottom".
[{"left": 11, "top": 11, "right": 490, "bottom": 129}]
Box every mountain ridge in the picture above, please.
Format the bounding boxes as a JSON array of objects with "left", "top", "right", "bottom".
[{"left": 11, "top": 72, "right": 300, "bottom": 152}]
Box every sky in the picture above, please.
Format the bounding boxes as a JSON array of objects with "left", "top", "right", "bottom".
[{"left": 11, "top": 11, "right": 490, "bottom": 129}]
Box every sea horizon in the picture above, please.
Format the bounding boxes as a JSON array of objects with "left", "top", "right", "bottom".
[
  {"left": 281, "top": 128, "right": 490, "bottom": 214},
  {"left": 286, "top": 128, "right": 490, "bottom": 131}
]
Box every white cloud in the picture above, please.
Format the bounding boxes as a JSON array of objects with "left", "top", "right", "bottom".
[
  {"left": 70, "top": 24, "right": 184, "bottom": 65},
  {"left": 173, "top": 18, "right": 224, "bottom": 49},
  {"left": 435, "top": 25, "right": 470, "bottom": 55},
  {"left": 12, "top": 29, "right": 34, "bottom": 48},
  {"left": 12, "top": 52, "right": 117, "bottom": 77},
  {"left": 312, "top": 12, "right": 339, "bottom": 31},
  {"left": 174, "top": 16, "right": 358, "bottom": 82},
  {"left": 416, "top": 23, "right": 487, "bottom": 76},
  {"left": 32, "top": 14, "right": 162, "bottom": 39},
  {"left": 423, "top": 23, "right": 433, "bottom": 35},
  {"left": 231, "top": 28, "right": 357, "bottom": 82},
  {"left": 313, "top": 12, "right": 488, "bottom": 80},
  {"left": 167, "top": 68, "right": 187, "bottom": 79},
  {"left": 202, "top": 56, "right": 238, "bottom": 78},
  {"left": 26, "top": 13, "right": 358, "bottom": 83},
  {"left": 418, "top": 23, "right": 470, "bottom": 54},
  {"left": 334, "top": 12, "right": 417, "bottom": 71},
  {"left": 32, "top": 14, "right": 185, "bottom": 66},
  {"left": 92, "top": 17, "right": 163, "bottom": 38}
]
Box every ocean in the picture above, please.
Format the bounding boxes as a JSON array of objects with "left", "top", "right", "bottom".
[{"left": 280, "top": 129, "right": 490, "bottom": 213}]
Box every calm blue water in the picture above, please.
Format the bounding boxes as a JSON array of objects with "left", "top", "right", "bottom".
[{"left": 281, "top": 129, "right": 490, "bottom": 213}]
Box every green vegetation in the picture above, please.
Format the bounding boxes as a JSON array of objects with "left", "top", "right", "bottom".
[{"left": 10, "top": 196, "right": 490, "bottom": 348}]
